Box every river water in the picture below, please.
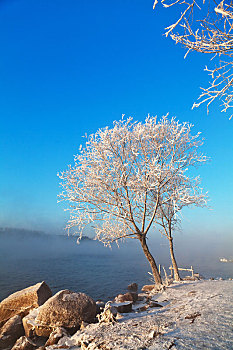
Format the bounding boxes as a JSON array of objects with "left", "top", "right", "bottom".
[{"left": 0, "top": 231, "right": 232, "bottom": 302}]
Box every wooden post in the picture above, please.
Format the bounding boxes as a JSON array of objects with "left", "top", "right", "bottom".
[
  {"left": 191, "top": 266, "right": 194, "bottom": 278},
  {"left": 170, "top": 265, "right": 174, "bottom": 278},
  {"left": 159, "top": 264, "right": 161, "bottom": 275}
]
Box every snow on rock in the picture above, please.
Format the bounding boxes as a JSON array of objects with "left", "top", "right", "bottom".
[
  {"left": 11, "top": 336, "right": 37, "bottom": 350},
  {"left": 45, "top": 327, "right": 70, "bottom": 346},
  {"left": 35, "top": 290, "right": 96, "bottom": 333},
  {"left": 45, "top": 280, "right": 233, "bottom": 350}
]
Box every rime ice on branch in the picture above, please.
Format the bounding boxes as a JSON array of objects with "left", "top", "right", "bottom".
[
  {"left": 58, "top": 116, "right": 207, "bottom": 285},
  {"left": 154, "top": 0, "right": 233, "bottom": 118},
  {"left": 157, "top": 175, "right": 207, "bottom": 281}
]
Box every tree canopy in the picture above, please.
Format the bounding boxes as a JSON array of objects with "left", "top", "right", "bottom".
[{"left": 58, "top": 116, "right": 207, "bottom": 285}]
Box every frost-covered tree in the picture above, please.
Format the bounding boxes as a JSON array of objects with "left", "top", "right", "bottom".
[
  {"left": 157, "top": 177, "right": 207, "bottom": 281},
  {"left": 154, "top": 0, "right": 233, "bottom": 118},
  {"left": 58, "top": 116, "right": 206, "bottom": 286}
]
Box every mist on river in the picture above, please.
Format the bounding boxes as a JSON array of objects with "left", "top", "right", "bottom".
[{"left": 0, "top": 228, "right": 232, "bottom": 301}]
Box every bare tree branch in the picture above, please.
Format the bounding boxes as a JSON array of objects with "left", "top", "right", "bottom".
[{"left": 154, "top": 0, "right": 233, "bottom": 118}]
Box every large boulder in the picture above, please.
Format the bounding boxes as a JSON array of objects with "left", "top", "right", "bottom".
[
  {"left": 35, "top": 290, "right": 96, "bottom": 336},
  {"left": 0, "top": 282, "right": 52, "bottom": 328},
  {"left": 0, "top": 315, "right": 24, "bottom": 349}
]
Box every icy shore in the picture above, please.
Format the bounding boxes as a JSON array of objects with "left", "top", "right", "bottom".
[{"left": 48, "top": 279, "right": 233, "bottom": 350}]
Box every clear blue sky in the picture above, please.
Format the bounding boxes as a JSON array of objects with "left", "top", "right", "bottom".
[{"left": 0, "top": 0, "right": 232, "bottom": 242}]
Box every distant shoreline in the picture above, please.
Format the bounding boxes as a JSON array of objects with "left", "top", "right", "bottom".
[{"left": 0, "top": 227, "right": 93, "bottom": 240}]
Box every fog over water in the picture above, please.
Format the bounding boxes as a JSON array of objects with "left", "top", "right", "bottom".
[{"left": 0, "top": 228, "right": 232, "bottom": 302}]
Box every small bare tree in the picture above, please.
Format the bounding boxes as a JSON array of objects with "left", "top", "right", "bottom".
[
  {"left": 58, "top": 116, "right": 206, "bottom": 286},
  {"left": 157, "top": 177, "right": 207, "bottom": 281},
  {"left": 154, "top": 0, "right": 233, "bottom": 118}
]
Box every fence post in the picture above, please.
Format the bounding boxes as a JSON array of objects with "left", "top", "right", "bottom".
[
  {"left": 191, "top": 266, "right": 194, "bottom": 278},
  {"left": 170, "top": 265, "right": 173, "bottom": 278}
]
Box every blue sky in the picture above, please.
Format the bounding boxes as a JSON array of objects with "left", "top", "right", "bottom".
[{"left": 0, "top": 0, "right": 232, "bottom": 242}]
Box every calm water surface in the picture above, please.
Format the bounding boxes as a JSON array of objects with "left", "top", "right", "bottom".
[{"left": 0, "top": 232, "right": 232, "bottom": 302}]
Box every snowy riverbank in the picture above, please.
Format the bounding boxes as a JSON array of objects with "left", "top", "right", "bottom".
[{"left": 48, "top": 279, "right": 233, "bottom": 350}]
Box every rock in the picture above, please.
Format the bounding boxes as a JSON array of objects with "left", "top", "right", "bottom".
[
  {"left": 148, "top": 329, "right": 159, "bottom": 339},
  {"left": 45, "top": 327, "right": 69, "bottom": 346},
  {"left": 187, "top": 291, "right": 197, "bottom": 296},
  {"left": 23, "top": 308, "right": 54, "bottom": 338},
  {"left": 137, "top": 293, "right": 149, "bottom": 302},
  {"left": 194, "top": 273, "right": 204, "bottom": 280},
  {"left": 148, "top": 300, "right": 163, "bottom": 308},
  {"left": 22, "top": 308, "right": 39, "bottom": 338},
  {"left": 0, "top": 282, "right": 52, "bottom": 328},
  {"left": 141, "top": 284, "right": 155, "bottom": 292},
  {"left": 129, "top": 292, "right": 138, "bottom": 302},
  {"left": 183, "top": 276, "right": 198, "bottom": 281},
  {"left": 95, "top": 301, "right": 105, "bottom": 315},
  {"left": 115, "top": 292, "right": 134, "bottom": 303},
  {"left": 35, "top": 290, "right": 96, "bottom": 336},
  {"left": 138, "top": 305, "right": 149, "bottom": 312},
  {"left": 185, "top": 312, "right": 201, "bottom": 321},
  {"left": 115, "top": 292, "right": 138, "bottom": 303},
  {"left": 127, "top": 283, "right": 138, "bottom": 292},
  {"left": 80, "top": 321, "right": 89, "bottom": 330},
  {"left": 11, "top": 336, "right": 37, "bottom": 350},
  {"left": 0, "top": 315, "right": 24, "bottom": 349},
  {"left": 96, "top": 301, "right": 105, "bottom": 309},
  {"left": 115, "top": 313, "right": 124, "bottom": 320},
  {"left": 111, "top": 301, "right": 133, "bottom": 313},
  {"left": 30, "top": 335, "right": 48, "bottom": 348}
]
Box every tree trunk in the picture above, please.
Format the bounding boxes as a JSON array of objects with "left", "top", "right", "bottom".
[
  {"left": 169, "top": 237, "right": 181, "bottom": 281},
  {"left": 140, "top": 235, "right": 162, "bottom": 285}
]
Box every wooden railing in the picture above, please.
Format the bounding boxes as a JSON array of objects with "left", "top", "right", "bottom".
[
  {"left": 168, "top": 265, "right": 194, "bottom": 278},
  {"left": 158, "top": 264, "right": 194, "bottom": 277}
]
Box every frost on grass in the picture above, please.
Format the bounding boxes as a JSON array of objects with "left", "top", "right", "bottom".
[{"left": 47, "top": 280, "right": 233, "bottom": 350}]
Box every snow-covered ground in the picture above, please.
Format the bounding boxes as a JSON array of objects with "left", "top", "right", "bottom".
[{"left": 47, "top": 280, "right": 233, "bottom": 350}]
